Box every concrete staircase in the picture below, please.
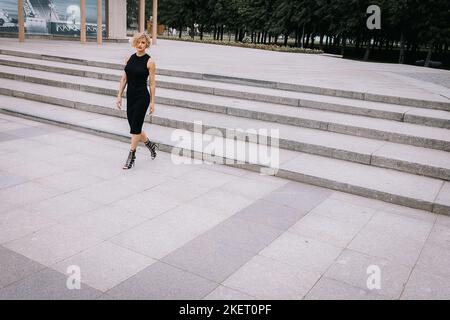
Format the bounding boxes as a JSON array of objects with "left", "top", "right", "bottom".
[{"left": 0, "top": 49, "right": 449, "bottom": 215}]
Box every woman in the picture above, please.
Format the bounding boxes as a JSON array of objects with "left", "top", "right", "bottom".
[{"left": 116, "top": 32, "right": 158, "bottom": 170}]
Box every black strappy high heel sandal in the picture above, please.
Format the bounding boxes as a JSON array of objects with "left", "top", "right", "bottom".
[
  {"left": 123, "top": 149, "right": 136, "bottom": 169},
  {"left": 144, "top": 139, "right": 158, "bottom": 160}
]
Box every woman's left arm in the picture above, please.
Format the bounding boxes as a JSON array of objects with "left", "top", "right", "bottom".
[{"left": 147, "top": 59, "right": 156, "bottom": 114}]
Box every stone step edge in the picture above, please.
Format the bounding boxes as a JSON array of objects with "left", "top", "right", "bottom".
[
  {"left": 0, "top": 106, "right": 447, "bottom": 216},
  {"left": 1, "top": 83, "right": 449, "bottom": 153},
  {"left": 1, "top": 92, "right": 448, "bottom": 182},
  {"left": 1, "top": 67, "right": 448, "bottom": 130},
  {"left": 1, "top": 48, "right": 449, "bottom": 111}
]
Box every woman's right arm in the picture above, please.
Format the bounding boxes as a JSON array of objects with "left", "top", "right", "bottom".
[{"left": 116, "top": 58, "right": 129, "bottom": 110}]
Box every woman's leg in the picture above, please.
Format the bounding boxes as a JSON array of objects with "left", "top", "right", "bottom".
[
  {"left": 140, "top": 130, "right": 149, "bottom": 143},
  {"left": 130, "top": 134, "right": 141, "bottom": 151}
]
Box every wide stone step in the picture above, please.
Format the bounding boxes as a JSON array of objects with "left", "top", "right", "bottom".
[
  {"left": 0, "top": 49, "right": 449, "bottom": 112},
  {"left": 0, "top": 94, "right": 449, "bottom": 181},
  {"left": 1, "top": 55, "right": 450, "bottom": 128},
  {"left": 0, "top": 98, "right": 448, "bottom": 215},
  {"left": 0, "top": 76, "right": 449, "bottom": 153}
]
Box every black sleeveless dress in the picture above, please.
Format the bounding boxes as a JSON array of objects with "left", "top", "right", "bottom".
[{"left": 124, "top": 53, "right": 151, "bottom": 134}]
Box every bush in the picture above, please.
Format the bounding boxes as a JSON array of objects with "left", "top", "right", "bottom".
[{"left": 158, "top": 35, "right": 323, "bottom": 54}]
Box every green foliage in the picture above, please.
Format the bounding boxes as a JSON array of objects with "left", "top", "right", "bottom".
[{"left": 130, "top": 0, "right": 450, "bottom": 60}]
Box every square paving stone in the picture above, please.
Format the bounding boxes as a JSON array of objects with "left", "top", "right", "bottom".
[
  {"left": 69, "top": 179, "right": 142, "bottom": 205},
  {"left": 307, "top": 197, "right": 376, "bottom": 227},
  {"left": 0, "top": 208, "right": 56, "bottom": 244},
  {"left": 0, "top": 172, "right": 28, "bottom": 189},
  {"left": 58, "top": 204, "right": 149, "bottom": 240},
  {"left": 162, "top": 236, "right": 255, "bottom": 283},
  {"left": 401, "top": 268, "right": 450, "bottom": 300},
  {"left": 221, "top": 177, "right": 282, "bottom": 200},
  {"left": 0, "top": 268, "right": 102, "bottom": 300},
  {"left": 114, "top": 189, "right": 181, "bottom": 219},
  {"left": 187, "top": 189, "right": 254, "bottom": 218},
  {"left": 3, "top": 159, "right": 67, "bottom": 181},
  {"left": 34, "top": 169, "right": 104, "bottom": 193},
  {"left": 24, "top": 192, "right": 101, "bottom": 222},
  {"left": 436, "top": 214, "right": 450, "bottom": 228},
  {"left": 0, "top": 181, "right": 63, "bottom": 207},
  {"left": 149, "top": 179, "right": 212, "bottom": 202},
  {"left": 106, "top": 262, "right": 218, "bottom": 300},
  {"left": 261, "top": 181, "right": 332, "bottom": 213},
  {"left": 0, "top": 246, "right": 46, "bottom": 289},
  {"left": 201, "top": 217, "right": 284, "bottom": 254},
  {"left": 416, "top": 243, "right": 450, "bottom": 278},
  {"left": 348, "top": 226, "right": 425, "bottom": 267},
  {"left": 324, "top": 249, "right": 412, "bottom": 299},
  {"left": 0, "top": 132, "right": 20, "bottom": 142},
  {"left": 7, "top": 125, "right": 63, "bottom": 139},
  {"left": 288, "top": 213, "right": 363, "bottom": 248},
  {"left": 52, "top": 241, "right": 156, "bottom": 292},
  {"left": 177, "top": 168, "right": 238, "bottom": 188},
  {"left": 4, "top": 224, "right": 103, "bottom": 267},
  {"left": 223, "top": 255, "right": 321, "bottom": 299},
  {"left": 330, "top": 191, "right": 436, "bottom": 223},
  {"left": 305, "top": 277, "right": 390, "bottom": 300},
  {"left": 363, "top": 211, "right": 434, "bottom": 243},
  {"left": 203, "top": 285, "right": 256, "bottom": 300},
  {"left": 260, "top": 231, "right": 343, "bottom": 273},
  {"left": 233, "top": 199, "right": 306, "bottom": 230},
  {"left": 111, "top": 204, "right": 225, "bottom": 259},
  {"left": 426, "top": 223, "right": 450, "bottom": 249}
]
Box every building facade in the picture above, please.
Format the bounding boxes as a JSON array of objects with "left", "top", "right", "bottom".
[{"left": 0, "top": 0, "right": 154, "bottom": 42}]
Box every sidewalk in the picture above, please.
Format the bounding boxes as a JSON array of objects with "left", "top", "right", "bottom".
[
  {"left": 0, "top": 113, "right": 449, "bottom": 299},
  {"left": 1, "top": 38, "right": 449, "bottom": 103}
]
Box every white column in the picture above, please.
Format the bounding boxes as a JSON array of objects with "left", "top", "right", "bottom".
[
  {"left": 107, "top": 0, "right": 127, "bottom": 39},
  {"left": 97, "top": 0, "right": 102, "bottom": 44},
  {"left": 139, "top": 0, "right": 145, "bottom": 33},
  {"left": 80, "top": 0, "right": 86, "bottom": 43},
  {"left": 152, "top": 0, "right": 157, "bottom": 44},
  {"left": 18, "top": 0, "right": 25, "bottom": 42}
]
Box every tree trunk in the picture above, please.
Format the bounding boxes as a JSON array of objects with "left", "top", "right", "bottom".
[
  {"left": 319, "top": 34, "right": 324, "bottom": 49},
  {"left": 200, "top": 24, "right": 204, "bottom": 40},
  {"left": 363, "top": 39, "right": 371, "bottom": 61},
  {"left": 264, "top": 31, "right": 268, "bottom": 44},
  {"left": 213, "top": 25, "right": 217, "bottom": 40},
  {"left": 341, "top": 37, "right": 346, "bottom": 55},
  {"left": 425, "top": 41, "right": 434, "bottom": 67},
  {"left": 178, "top": 27, "right": 182, "bottom": 38},
  {"left": 234, "top": 29, "right": 238, "bottom": 42},
  {"left": 220, "top": 26, "right": 224, "bottom": 41},
  {"left": 274, "top": 34, "right": 278, "bottom": 45},
  {"left": 310, "top": 34, "right": 315, "bottom": 49},
  {"left": 398, "top": 32, "right": 405, "bottom": 64},
  {"left": 294, "top": 29, "right": 298, "bottom": 47},
  {"left": 268, "top": 34, "right": 271, "bottom": 44},
  {"left": 284, "top": 33, "right": 288, "bottom": 46}
]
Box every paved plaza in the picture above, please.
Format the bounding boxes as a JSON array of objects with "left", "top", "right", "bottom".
[
  {"left": 0, "top": 113, "right": 449, "bottom": 300},
  {"left": 0, "top": 37, "right": 449, "bottom": 300}
]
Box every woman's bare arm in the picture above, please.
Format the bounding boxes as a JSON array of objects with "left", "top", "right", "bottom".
[
  {"left": 147, "top": 58, "right": 156, "bottom": 113},
  {"left": 116, "top": 57, "right": 129, "bottom": 109}
]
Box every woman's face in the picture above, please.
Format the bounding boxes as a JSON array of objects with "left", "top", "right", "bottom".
[{"left": 136, "top": 38, "right": 147, "bottom": 52}]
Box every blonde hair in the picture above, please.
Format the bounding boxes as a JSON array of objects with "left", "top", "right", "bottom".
[{"left": 132, "top": 32, "right": 151, "bottom": 48}]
